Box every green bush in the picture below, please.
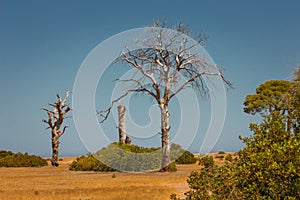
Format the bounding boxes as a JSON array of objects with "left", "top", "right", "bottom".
[
  {"left": 93, "top": 143, "right": 162, "bottom": 172},
  {"left": 0, "top": 151, "right": 47, "bottom": 167},
  {"left": 70, "top": 143, "right": 187, "bottom": 172},
  {"left": 237, "top": 114, "right": 300, "bottom": 199},
  {"left": 171, "top": 113, "right": 300, "bottom": 200},
  {"left": 170, "top": 143, "right": 196, "bottom": 164},
  {"left": 168, "top": 162, "right": 177, "bottom": 172},
  {"left": 0, "top": 150, "right": 13, "bottom": 158},
  {"left": 174, "top": 150, "right": 197, "bottom": 164},
  {"left": 171, "top": 155, "right": 241, "bottom": 200},
  {"left": 69, "top": 155, "right": 116, "bottom": 172}
]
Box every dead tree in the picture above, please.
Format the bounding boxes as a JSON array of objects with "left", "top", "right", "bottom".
[
  {"left": 118, "top": 104, "right": 126, "bottom": 143},
  {"left": 42, "top": 91, "right": 71, "bottom": 166},
  {"left": 99, "top": 20, "right": 232, "bottom": 171},
  {"left": 117, "top": 105, "right": 131, "bottom": 144}
]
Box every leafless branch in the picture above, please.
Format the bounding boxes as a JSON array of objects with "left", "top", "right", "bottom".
[
  {"left": 62, "top": 90, "right": 69, "bottom": 107},
  {"left": 98, "top": 89, "right": 150, "bottom": 123},
  {"left": 116, "top": 78, "right": 157, "bottom": 98},
  {"left": 58, "top": 126, "right": 68, "bottom": 137},
  {"left": 99, "top": 21, "right": 233, "bottom": 123}
]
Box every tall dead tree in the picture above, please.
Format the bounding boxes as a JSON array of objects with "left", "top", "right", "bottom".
[
  {"left": 118, "top": 104, "right": 126, "bottom": 143},
  {"left": 117, "top": 104, "right": 131, "bottom": 144},
  {"left": 99, "top": 20, "right": 232, "bottom": 171},
  {"left": 42, "top": 91, "right": 71, "bottom": 166}
]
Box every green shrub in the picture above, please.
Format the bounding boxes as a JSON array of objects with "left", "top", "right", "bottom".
[
  {"left": 199, "top": 155, "right": 214, "bottom": 168},
  {"left": 175, "top": 151, "right": 196, "bottom": 164},
  {"left": 237, "top": 114, "right": 300, "bottom": 199},
  {"left": 0, "top": 150, "right": 13, "bottom": 158},
  {"left": 69, "top": 155, "right": 116, "bottom": 172},
  {"left": 93, "top": 143, "right": 162, "bottom": 172},
  {"left": 218, "top": 151, "right": 225, "bottom": 154},
  {"left": 70, "top": 143, "right": 187, "bottom": 172},
  {"left": 171, "top": 155, "right": 241, "bottom": 200},
  {"left": 0, "top": 151, "right": 47, "bottom": 167},
  {"left": 169, "top": 162, "right": 177, "bottom": 172},
  {"left": 172, "top": 113, "right": 300, "bottom": 200},
  {"left": 225, "top": 154, "right": 233, "bottom": 162}
]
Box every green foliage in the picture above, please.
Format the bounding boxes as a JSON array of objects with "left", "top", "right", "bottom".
[
  {"left": 70, "top": 143, "right": 194, "bottom": 172},
  {"left": 171, "top": 155, "right": 242, "bottom": 200},
  {"left": 243, "top": 80, "right": 293, "bottom": 116},
  {"left": 237, "top": 114, "right": 300, "bottom": 199},
  {"left": 218, "top": 151, "right": 225, "bottom": 154},
  {"left": 174, "top": 109, "right": 300, "bottom": 199},
  {"left": 174, "top": 151, "right": 197, "bottom": 164},
  {"left": 0, "top": 151, "right": 47, "bottom": 167},
  {"left": 170, "top": 143, "right": 196, "bottom": 164},
  {"left": 243, "top": 79, "right": 300, "bottom": 133},
  {"left": 199, "top": 155, "right": 215, "bottom": 168},
  {"left": 0, "top": 150, "right": 13, "bottom": 158},
  {"left": 176, "top": 73, "right": 300, "bottom": 199},
  {"left": 93, "top": 143, "right": 162, "bottom": 172},
  {"left": 69, "top": 155, "right": 116, "bottom": 172},
  {"left": 290, "top": 68, "right": 300, "bottom": 133}
]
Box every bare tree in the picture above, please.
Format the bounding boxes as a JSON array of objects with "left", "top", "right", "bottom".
[
  {"left": 117, "top": 104, "right": 126, "bottom": 143},
  {"left": 42, "top": 91, "right": 71, "bottom": 166},
  {"left": 99, "top": 21, "right": 232, "bottom": 171},
  {"left": 117, "top": 105, "right": 132, "bottom": 144}
]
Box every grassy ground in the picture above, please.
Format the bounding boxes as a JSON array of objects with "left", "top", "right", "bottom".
[{"left": 0, "top": 153, "right": 234, "bottom": 200}]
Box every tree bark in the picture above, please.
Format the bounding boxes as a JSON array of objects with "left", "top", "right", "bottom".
[
  {"left": 51, "top": 129, "right": 60, "bottom": 166},
  {"left": 42, "top": 91, "right": 71, "bottom": 167},
  {"left": 118, "top": 105, "right": 127, "bottom": 144},
  {"left": 160, "top": 102, "right": 171, "bottom": 172}
]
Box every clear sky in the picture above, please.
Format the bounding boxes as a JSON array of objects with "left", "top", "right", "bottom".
[{"left": 0, "top": 0, "right": 300, "bottom": 157}]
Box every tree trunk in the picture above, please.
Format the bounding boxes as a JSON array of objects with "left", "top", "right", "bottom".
[
  {"left": 125, "top": 136, "right": 132, "bottom": 144},
  {"left": 42, "top": 91, "right": 71, "bottom": 167},
  {"left": 51, "top": 129, "right": 60, "bottom": 167},
  {"left": 118, "top": 105, "right": 127, "bottom": 144},
  {"left": 160, "top": 102, "right": 171, "bottom": 172}
]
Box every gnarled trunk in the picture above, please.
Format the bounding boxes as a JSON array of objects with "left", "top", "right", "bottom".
[
  {"left": 51, "top": 129, "right": 60, "bottom": 166},
  {"left": 42, "top": 91, "right": 71, "bottom": 167},
  {"left": 160, "top": 102, "right": 171, "bottom": 172}
]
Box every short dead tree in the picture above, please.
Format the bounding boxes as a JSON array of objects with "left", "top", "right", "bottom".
[{"left": 42, "top": 91, "right": 71, "bottom": 166}]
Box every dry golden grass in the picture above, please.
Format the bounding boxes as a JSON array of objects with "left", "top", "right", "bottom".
[
  {"left": 0, "top": 153, "right": 234, "bottom": 200},
  {"left": 0, "top": 157, "right": 195, "bottom": 200}
]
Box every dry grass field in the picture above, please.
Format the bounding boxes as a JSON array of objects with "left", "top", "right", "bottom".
[{"left": 0, "top": 153, "right": 234, "bottom": 200}]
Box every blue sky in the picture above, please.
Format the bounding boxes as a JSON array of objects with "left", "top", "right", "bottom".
[{"left": 0, "top": 0, "right": 300, "bottom": 156}]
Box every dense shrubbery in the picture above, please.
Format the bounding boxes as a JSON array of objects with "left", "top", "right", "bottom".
[
  {"left": 92, "top": 143, "right": 163, "bottom": 172},
  {"left": 171, "top": 72, "right": 300, "bottom": 200},
  {"left": 176, "top": 155, "right": 241, "bottom": 200},
  {"left": 69, "top": 154, "right": 116, "bottom": 172},
  {"left": 0, "top": 150, "right": 47, "bottom": 167},
  {"left": 171, "top": 114, "right": 300, "bottom": 200},
  {"left": 70, "top": 143, "right": 194, "bottom": 172},
  {"left": 237, "top": 114, "right": 300, "bottom": 199}
]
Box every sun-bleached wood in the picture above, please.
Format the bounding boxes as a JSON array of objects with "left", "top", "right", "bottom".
[
  {"left": 99, "top": 21, "right": 232, "bottom": 171},
  {"left": 42, "top": 91, "right": 71, "bottom": 166}
]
